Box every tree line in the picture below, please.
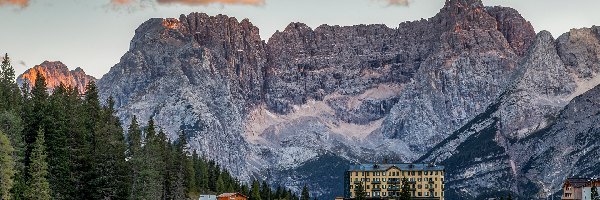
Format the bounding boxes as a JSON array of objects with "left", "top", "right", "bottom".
[{"left": 0, "top": 53, "right": 312, "bottom": 200}]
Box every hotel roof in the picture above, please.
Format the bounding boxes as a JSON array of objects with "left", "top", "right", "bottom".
[{"left": 348, "top": 163, "right": 445, "bottom": 171}]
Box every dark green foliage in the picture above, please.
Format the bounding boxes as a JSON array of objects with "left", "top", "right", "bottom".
[
  {"left": 0, "top": 130, "right": 15, "bottom": 200},
  {"left": 251, "top": 180, "right": 262, "bottom": 200},
  {"left": 0, "top": 53, "right": 308, "bottom": 200},
  {"left": 400, "top": 178, "right": 411, "bottom": 200},
  {"left": 90, "top": 96, "right": 130, "bottom": 199},
  {"left": 354, "top": 182, "right": 366, "bottom": 200},
  {"left": 592, "top": 186, "right": 599, "bottom": 200},
  {"left": 300, "top": 185, "right": 309, "bottom": 200},
  {"left": 0, "top": 53, "right": 21, "bottom": 112},
  {"left": 25, "top": 129, "right": 50, "bottom": 200}
]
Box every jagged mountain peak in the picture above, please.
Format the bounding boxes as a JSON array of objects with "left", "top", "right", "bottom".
[
  {"left": 444, "top": 0, "right": 483, "bottom": 9},
  {"left": 17, "top": 61, "right": 97, "bottom": 94}
]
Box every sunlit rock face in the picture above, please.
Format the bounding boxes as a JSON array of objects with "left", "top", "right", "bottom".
[
  {"left": 17, "top": 61, "right": 97, "bottom": 94},
  {"left": 96, "top": 0, "right": 600, "bottom": 199},
  {"left": 419, "top": 28, "right": 600, "bottom": 199}
]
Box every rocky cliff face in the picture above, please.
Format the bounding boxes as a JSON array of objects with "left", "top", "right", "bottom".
[
  {"left": 419, "top": 27, "right": 600, "bottom": 199},
  {"left": 98, "top": 13, "right": 267, "bottom": 180},
  {"left": 95, "top": 0, "right": 600, "bottom": 199},
  {"left": 17, "top": 61, "right": 97, "bottom": 94}
]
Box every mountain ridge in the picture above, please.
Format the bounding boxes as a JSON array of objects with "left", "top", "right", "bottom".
[
  {"left": 17, "top": 61, "right": 97, "bottom": 94},
  {"left": 17, "top": 0, "right": 600, "bottom": 199}
]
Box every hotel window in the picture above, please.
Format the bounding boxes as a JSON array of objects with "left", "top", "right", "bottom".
[
  {"left": 435, "top": 192, "right": 438, "bottom": 197},
  {"left": 424, "top": 171, "right": 428, "bottom": 175},
  {"left": 418, "top": 171, "right": 422, "bottom": 176},
  {"left": 425, "top": 184, "right": 429, "bottom": 189},
  {"left": 383, "top": 172, "right": 386, "bottom": 176},
  {"left": 355, "top": 172, "right": 358, "bottom": 176},
  {"left": 367, "top": 185, "right": 370, "bottom": 189},
  {"left": 425, "top": 192, "right": 429, "bottom": 196},
  {"left": 418, "top": 192, "right": 422, "bottom": 197},
  {"left": 435, "top": 171, "right": 438, "bottom": 175},
  {"left": 435, "top": 177, "right": 438, "bottom": 181},
  {"left": 383, "top": 192, "right": 387, "bottom": 197},
  {"left": 362, "top": 172, "right": 364, "bottom": 176},
  {"left": 418, "top": 178, "right": 422, "bottom": 182},
  {"left": 418, "top": 185, "right": 422, "bottom": 189},
  {"left": 367, "top": 178, "right": 370, "bottom": 182},
  {"left": 441, "top": 178, "right": 444, "bottom": 182},
  {"left": 355, "top": 178, "right": 358, "bottom": 182}
]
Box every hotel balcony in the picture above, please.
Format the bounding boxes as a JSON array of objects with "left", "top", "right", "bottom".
[{"left": 388, "top": 179, "right": 400, "bottom": 184}]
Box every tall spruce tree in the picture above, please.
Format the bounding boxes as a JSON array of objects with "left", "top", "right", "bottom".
[
  {"left": 127, "top": 116, "right": 144, "bottom": 200},
  {"left": 0, "top": 130, "right": 15, "bottom": 200},
  {"left": 400, "top": 178, "right": 411, "bottom": 200},
  {"left": 0, "top": 111, "right": 24, "bottom": 198},
  {"left": 0, "top": 53, "right": 21, "bottom": 112},
  {"left": 251, "top": 180, "right": 262, "bottom": 200},
  {"left": 90, "top": 97, "right": 130, "bottom": 199},
  {"left": 134, "top": 118, "right": 165, "bottom": 200},
  {"left": 168, "top": 130, "right": 187, "bottom": 200},
  {"left": 591, "top": 186, "right": 599, "bottom": 200},
  {"left": 45, "top": 84, "right": 75, "bottom": 199},
  {"left": 300, "top": 185, "right": 310, "bottom": 200},
  {"left": 25, "top": 129, "right": 51, "bottom": 200},
  {"left": 354, "top": 182, "right": 366, "bottom": 200}
]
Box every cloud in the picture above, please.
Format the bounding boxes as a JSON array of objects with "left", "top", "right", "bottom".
[
  {"left": 18, "top": 60, "right": 26, "bottom": 67},
  {"left": 111, "top": 0, "right": 136, "bottom": 5},
  {"left": 155, "top": 0, "right": 264, "bottom": 6},
  {"left": 378, "top": 0, "right": 410, "bottom": 6},
  {"left": 111, "top": 0, "right": 264, "bottom": 6},
  {"left": 0, "top": 0, "right": 29, "bottom": 7}
]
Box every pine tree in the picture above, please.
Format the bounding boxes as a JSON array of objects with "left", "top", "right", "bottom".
[
  {"left": 184, "top": 144, "right": 197, "bottom": 197},
  {"left": 23, "top": 70, "right": 48, "bottom": 166},
  {"left": 25, "top": 129, "right": 51, "bottom": 200},
  {"left": 591, "top": 186, "right": 599, "bottom": 200},
  {"left": 507, "top": 194, "right": 513, "bottom": 200},
  {"left": 216, "top": 172, "right": 226, "bottom": 193},
  {"left": 354, "top": 182, "right": 366, "bottom": 200},
  {"left": 90, "top": 97, "right": 130, "bottom": 199},
  {"left": 251, "top": 180, "right": 262, "bottom": 200},
  {"left": 157, "top": 129, "right": 172, "bottom": 199},
  {"left": 127, "top": 116, "right": 144, "bottom": 200},
  {"left": 168, "top": 130, "right": 187, "bottom": 199},
  {"left": 45, "top": 84, "right": 75, "bottom": 199},
  {"left": 300, "top": 185, "right": 310, "bottom": 200},
  {"left": 0, "top": 53, "right": 21, "bottom": 112},
  {"left": 399, "top": 178, "right": 412, "bottom": 200},
  {"left": 0, "top": 130, "right": 15, "bottom": 200},
  {"left": 134, "top": 118, "right": 165, "bottom": 200},
  {"left": 0, "top": 111, "right": 24, "bottom": 198},
  {"left": 261, "top": 181, "right": 271, "bottom": 200}
]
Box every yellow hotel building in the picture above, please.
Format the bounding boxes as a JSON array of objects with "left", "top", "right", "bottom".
[{"left": 344, "top": 163, "right": 445, "bottom": 200}]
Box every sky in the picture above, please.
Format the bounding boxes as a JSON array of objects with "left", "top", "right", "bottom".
[{"left": 1, "top": 0, "right": 599, "bottom": 79}]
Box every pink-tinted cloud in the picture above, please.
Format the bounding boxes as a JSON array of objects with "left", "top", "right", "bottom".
[
  {"left": 111, "top": 0, "right": 136, "bottom": 5},
  {"left": 0, "top": 0, "right": 29, "bottom": 7},
  {"left": 155, "top": 0, "right": 264, "bottom": 5}
]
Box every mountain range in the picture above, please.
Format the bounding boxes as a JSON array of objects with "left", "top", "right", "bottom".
[{"left": 17, "top": 0, "right": 600, "bottom": 199}]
